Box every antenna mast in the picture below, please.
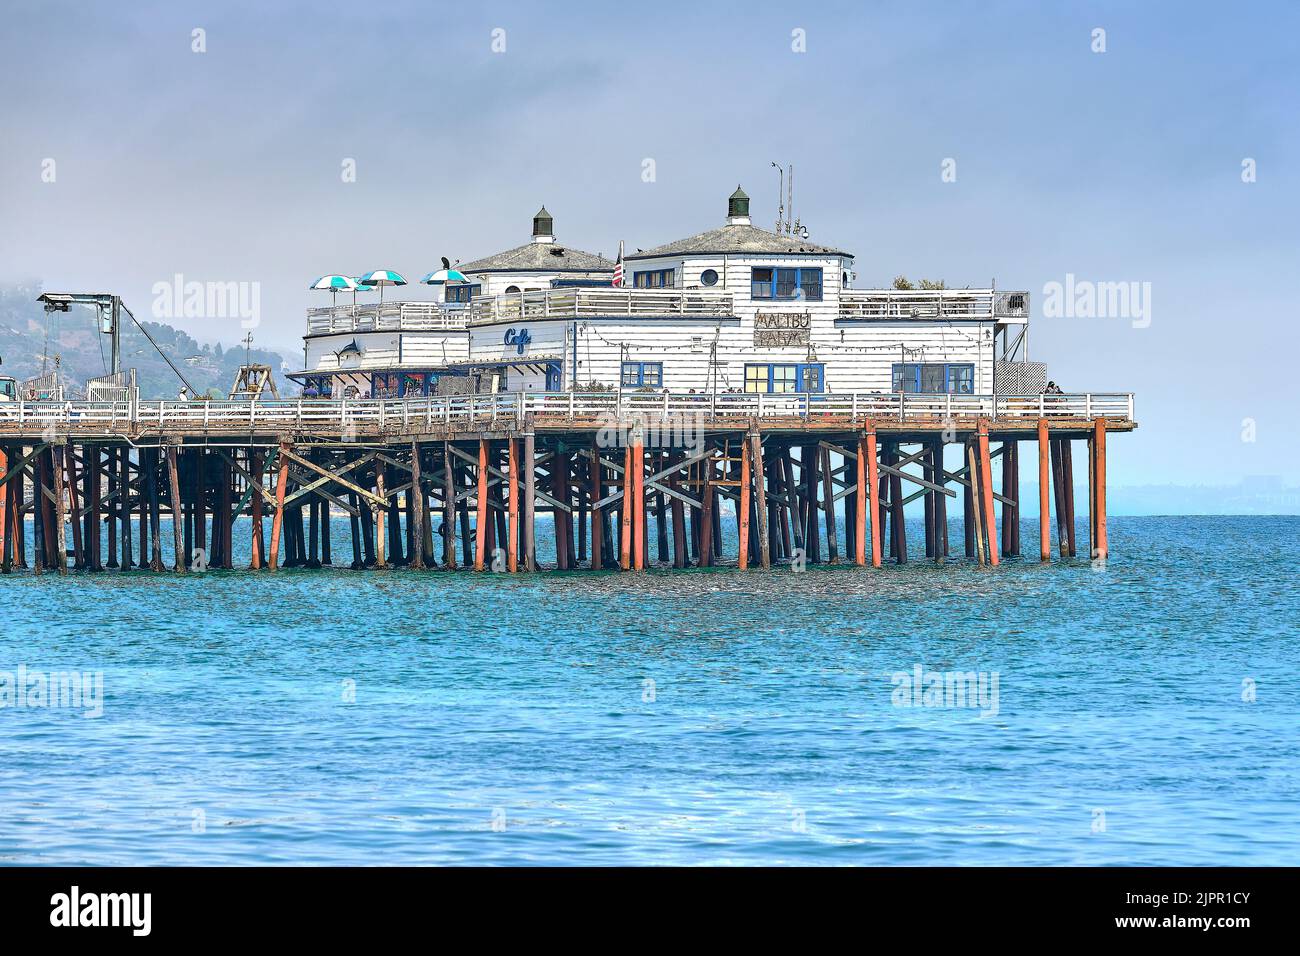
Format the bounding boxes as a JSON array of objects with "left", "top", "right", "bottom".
[
  {"left": 787, "top": 164, "right": 794, "bottom": 236},
  {"left": 771, "top": 162, "right": 785, "bottom": 233}
]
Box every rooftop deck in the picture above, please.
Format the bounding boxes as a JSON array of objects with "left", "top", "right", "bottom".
[
  {"left": 305, "top": 287, "right": 1030, "bottom": 335},
  {"left": 0, "top": 390, "right": 1134, "bottom": 442}
]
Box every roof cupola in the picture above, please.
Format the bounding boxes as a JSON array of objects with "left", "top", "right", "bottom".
[
  {"left": 532, "top": 205, "right": 555, "bottom": 243},
  {"left": 727, "top": 186, "right": 751, "bottom": 226}
]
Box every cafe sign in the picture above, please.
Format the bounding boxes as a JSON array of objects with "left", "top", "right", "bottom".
[
  {"left": 504, "top": 327, "right": 532, "bottom": 355},
  {"left": 753, "top": 312, "right": 811, "bottom": 347}
]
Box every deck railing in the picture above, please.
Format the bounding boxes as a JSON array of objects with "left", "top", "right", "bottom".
[
  {"left": 0, "top": 392, "right": 1135, "bottom": 435},
  {"left": 838, "top": 289, "right": 1030, "bottom": 321},
  {"left": 306, "top": 289, "right": 737, "bottom": 334},
  {"left": 306, "top": 302, "right": 472, "bottom": 334}
]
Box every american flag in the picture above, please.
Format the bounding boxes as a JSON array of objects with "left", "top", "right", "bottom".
[{"left": 612, "top": 239, "right": 625, "bottom": 287}]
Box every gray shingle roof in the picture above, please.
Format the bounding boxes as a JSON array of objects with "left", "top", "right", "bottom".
[
  {"left": 625, "top": 223, "right": 852, "bottom": 260},
  {"left": 458, "top": 241, "right": 614, "bottom": 274}
]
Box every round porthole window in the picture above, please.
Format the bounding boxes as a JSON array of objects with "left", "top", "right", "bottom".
[{"left": 700, "top": 269, "right": 719, "bottom": 286}]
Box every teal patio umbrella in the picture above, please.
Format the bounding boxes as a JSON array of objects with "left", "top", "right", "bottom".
[
  {"left": 310, "top": 274, "right": 358, "bottom": 307},
  {"left": 420, "top": 256, "right": 469, "bottom": 286},
  {"left": 358, "top": 270, "right": 407, "bottom": 310}
]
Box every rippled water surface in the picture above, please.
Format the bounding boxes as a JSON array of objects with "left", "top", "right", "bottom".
[{"left": 1, "top": 515, "right": 1296, "bottom": 865}]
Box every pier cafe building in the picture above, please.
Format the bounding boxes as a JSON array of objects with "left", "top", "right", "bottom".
[{"left": 292, "top": 188, "right": 1034, "bottom": 400}]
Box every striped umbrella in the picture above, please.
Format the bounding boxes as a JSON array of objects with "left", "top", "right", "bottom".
[
  {"left": 420, "top": 256, "right": 469, "bottom": 285},
  {"left": 358, "top": 270, "right": 407, "bottom": 310},
  {"left": 310, "top": 274, "right": 358, "bottom": 307}
]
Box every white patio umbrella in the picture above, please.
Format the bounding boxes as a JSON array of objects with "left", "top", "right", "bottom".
[{"left": 358, "top": 270, "right": 407, "bottom": 310}]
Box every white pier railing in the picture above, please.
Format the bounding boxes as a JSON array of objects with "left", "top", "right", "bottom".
[
  {"left": 304, "top": 288, "right": 1030, "bottom": 335},
  {"left": 0, "top": 392, "right": 1135, "bottom": 435}
]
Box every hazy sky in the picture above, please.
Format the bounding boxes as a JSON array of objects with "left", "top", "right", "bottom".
[{"left": 1, "top": 1, "right": 1296, "bottom": 486}]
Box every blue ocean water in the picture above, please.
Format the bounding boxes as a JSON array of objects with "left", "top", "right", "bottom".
[{"left": 0, "top": 515, "right": 1296, "bottom": 865}]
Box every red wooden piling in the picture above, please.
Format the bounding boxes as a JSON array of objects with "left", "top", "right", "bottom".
[
  {"left": 268, "top": 441, "right": 290, "bottom": 570},
  {"left": 966, "top": 442, "right": 985, "bottom": 566},
  {"left": 0, "top": 448, "right": 6, "bottom": 562},
  {"left": 1037, "top": 419, "right": 1051, "bottom": 561},
  {"left": 620, "top": 442, "right": 634, "bottom": 571},
  {"left": 1093, "top": 418, "right": 1107, "bottom": 560},
  {"left": 976, "top": 420, "right": 999, "bottom": 567},
  {"left": 632, "top": 434, "right": 645, "bottom": 571},
  {"left": 865, "top": 429, "right": 881, "bottom": 568}
]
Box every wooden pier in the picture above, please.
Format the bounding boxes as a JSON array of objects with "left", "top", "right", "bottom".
[{"left": 0, "top": 391, "right": 1131, "bottom": 574}]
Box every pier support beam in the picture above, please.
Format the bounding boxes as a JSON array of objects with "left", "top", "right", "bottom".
[
  {"left": 632, "top": 429, "right": 645, "bottom": 571},
  {"left": 966, "top": 441, "right": 985, "bottom": 566},
  {"left": 507, "top": 437, "right": 520, "bottom": 573},
  {"left": 821, "top": 446, "right": 839, "bottom": 564},
  {"left": 53, "top": 446, "right": 69, "bottom": 574},
  {"left": 590, "top": 441, "right": 605, "bottom": 569},
  {"left": 1061, "top": 439, "right": 1077, "bottom": 557},
  {"left": 738, "top": 434, "right": 751, "bottom": 570},
  {"left": 1037, "top": 419, "right": 1051, "bottom": 561},
  {"left": 977, "top": 420, "right": 999, "bottom": 567},
  {"left": 444, "top": 442, "right": 458, "bottom": 569},
  {"left": 698, "top": 446, "right": 714, "bottom": 569},
  {"left": 167, "top": 445, "right": 184, "bottom": 571},
  {"left": 269, "top": 441, "right": 290, "bottom": 571},
  {"left": 1050, "top": 438, "right": 1068, "bottom": 558},
  {"left": 751, "top": 431, "right": 771, "bottom": 569},
  {"left": 933, "top": 438, "right": 949, "bottom": 561},
  {"left": 474, "top": 439, "right": 489, "bottom": 571},
  {"left": 1091, "top": 418, "right": 1108, "bottom": 561},
  {"left": 620, "top": 440, "right": 634, "bottom": 571},
  {"left": 409, "top": 441, "right": 425, "bottom": 570}
]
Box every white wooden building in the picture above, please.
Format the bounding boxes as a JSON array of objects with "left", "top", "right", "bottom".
[{"left": 291, "top": 187, "right": 1033, "bottom": 398}]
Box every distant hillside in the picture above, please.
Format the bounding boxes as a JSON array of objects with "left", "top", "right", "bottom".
[{"left": 0, "top": 281, "right": 293, "bottom": 399}]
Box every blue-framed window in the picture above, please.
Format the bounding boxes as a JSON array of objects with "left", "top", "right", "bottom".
[
  {"left": 891, "top": 363, "right": 975, "bottom": 394},
  {"left": 633, "top": 268, "right": 675, "bottom": 289},
  {"left": 743, "top": 363, "right": 824, "bottom": 394},
  {"left": 444, "top": 284, "right": 479, "bottom": 303},
  {"left": 545, "top": 363, "right": 562, "bottom": 391},
  {"left": 621, "top": 361, "right": 663, "bottom": 387},
  {"left": 750, "top": 267, "right": 822, "bottom": 301}
]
